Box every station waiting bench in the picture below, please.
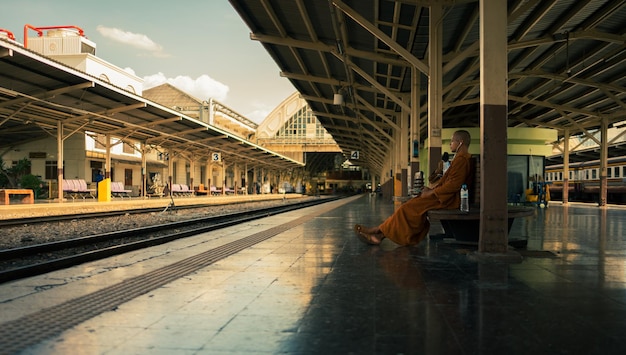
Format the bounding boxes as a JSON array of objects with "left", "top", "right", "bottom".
[
  {"left": 427, "top": 156, "right": 534, "bottom": 242},
  {"left": 210, "top": 186, "right": 222, "bottom": 195},
  {"left": 62, "top": 179, "right": 96, "bottom": 200},
  {"left": 111, "top": 181, "right": 132, "bottom": 198},
  {"left": 0, "top": 188, "right": 34, "bottom": 205},
  {"left": 195, "top": 184, "right": 209, "bottom": 195},
  {"left": 170, "top": 184, "right": 194, "bottom": 197}
]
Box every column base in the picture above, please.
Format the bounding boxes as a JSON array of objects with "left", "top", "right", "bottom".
[{"left": 468, "top": 250, "right": 523, "bottom": 263}]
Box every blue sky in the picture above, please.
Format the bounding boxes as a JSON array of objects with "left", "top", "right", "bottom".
[{"left": 1, "top": 1, "right": 296, "bottom": 122}]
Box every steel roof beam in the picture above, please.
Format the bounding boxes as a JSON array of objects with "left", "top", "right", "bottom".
[{"left": 332, "top": 0, "right": 429, "bottom": 74}]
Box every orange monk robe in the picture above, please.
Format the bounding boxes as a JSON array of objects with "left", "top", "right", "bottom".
[{"left": 378, "top": 151, "right": 472, "bottom": 246}]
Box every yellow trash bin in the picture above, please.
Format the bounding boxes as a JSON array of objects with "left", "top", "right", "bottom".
[{"left": 98, "top": 178, "right": 111, "bottom": 202}]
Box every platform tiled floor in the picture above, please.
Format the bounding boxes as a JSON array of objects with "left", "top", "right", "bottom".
[{"left": 1, "top": 195, "right": 626, "bottom": 354}]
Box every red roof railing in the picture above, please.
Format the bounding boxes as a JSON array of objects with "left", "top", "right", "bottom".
[
  {"left": 23, "top": 24, "right": 85, "bottom": 48},
  {"left": 0, "top": 28, "right": 16, "bottom": 40}
]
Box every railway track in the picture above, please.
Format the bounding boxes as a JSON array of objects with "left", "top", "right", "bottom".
[
  {"left": 0, "top": 198, "right": 284, "bottom": 228},
  {"left": 0, "top": 196, "right": 340, "bottom": 283}
]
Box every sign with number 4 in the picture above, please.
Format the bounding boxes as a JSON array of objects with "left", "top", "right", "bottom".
[{"left": 350, "top": 151, "right": 360, "bottom": 160}]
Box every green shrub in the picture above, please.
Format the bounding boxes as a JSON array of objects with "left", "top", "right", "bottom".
[{"left": 20, "top": 174, "right": 43, "bottom": 198}]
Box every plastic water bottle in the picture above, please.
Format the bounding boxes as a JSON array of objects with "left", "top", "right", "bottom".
[{"left": 460, "top": 184, "right": 469, "bottom": 212}]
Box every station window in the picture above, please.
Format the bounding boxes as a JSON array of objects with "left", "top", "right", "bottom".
[
  {"left": 559, "top": 172, "right": 563, "bottom": 180},
  {"left": 616, "top": 167, "right": 621, "bottom": 178},
  {"left": 45, "top": 160, "right": 58, "bottom": 180},
  {"left": 591, "top": 169, "right": 597, "bottom": 179},
  {"left": 608, "top": 168, "right": 612, "bottom": 178}
]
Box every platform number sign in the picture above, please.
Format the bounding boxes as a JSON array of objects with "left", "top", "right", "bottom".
[
  {"left": 212, "top": 152, "right": 221, "bottom": 162},
  {"left": 350, "top": 151, "right": 360, "bottom": 160}
]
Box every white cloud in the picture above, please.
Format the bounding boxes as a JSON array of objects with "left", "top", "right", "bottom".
[
  {"left": 245, "top": 108, "right": 271, "bottom": 123},
  {"left": 143, "top": 72, "right": 229, "bottom": 101},
  {"left": 96, "top": 25, "right": 167, "bottom": 56}
]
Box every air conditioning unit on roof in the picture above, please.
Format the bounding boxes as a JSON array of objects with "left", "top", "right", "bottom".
[{"left": 28, "top": 28, "right": 96, "bottom": 56}]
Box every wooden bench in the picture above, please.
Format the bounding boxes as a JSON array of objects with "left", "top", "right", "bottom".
[
  {"left": 427, "top": 156, "right": 535, "bottom": 242},
  {"left": 195, "top": 184, "right": 209, "bottom": 195},
  {"left": 0, "top": 189, "right": 34, "bottom": 205},
  {"left": 428, "top": 206, "right": 535, "bottom": 242}
]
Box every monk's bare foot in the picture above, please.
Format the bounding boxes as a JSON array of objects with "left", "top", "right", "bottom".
[
  {"left": 354, "top": 224, "right": 381, "bottom": 235},
  {"left": 354, "top": 225, "right": 384, "bottom": 245}
]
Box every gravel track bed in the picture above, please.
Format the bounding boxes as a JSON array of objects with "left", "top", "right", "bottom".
[{"left": 1, "top": 197, "right": 319, "bottom": 250}]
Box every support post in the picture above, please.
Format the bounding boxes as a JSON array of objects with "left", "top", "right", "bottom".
[
  {"left": 600, "top": 118, "right": 608, "bottom": 207},
  {"left": 428, "top": 3, "right": 443, "bottom": 176},
  {"left": 56, "top": 121, "right": 64, "bottom": 202},
  {"left": 563, "top": 129, "right": 570, "bottom": 204},
  {"left": 478, "top": 0, "right": 512, "bottom": 255},
  {"left": 410, "top": 66, "right": 421, "bottom": 187}
]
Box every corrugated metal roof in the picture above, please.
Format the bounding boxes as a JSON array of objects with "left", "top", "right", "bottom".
[
  {"left": 230, "top": 0, "right": 626, "bottom": 172},
  {"left": 0, "top": 39, "right": 303, "bottom": 170}
]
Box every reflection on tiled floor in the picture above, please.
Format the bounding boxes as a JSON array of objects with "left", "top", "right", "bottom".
[{"left": 2, "top": 195, "right": 626, "bottom": 354}]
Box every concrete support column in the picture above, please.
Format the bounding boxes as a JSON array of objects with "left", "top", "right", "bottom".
[
  {"left": 141, "top": 146, "right": 147, "bottom": 198},
  {"left": 167, "top": 149, "right": 174, "bottom": 198},
  {"left": 233, "top": 163, "right": 239, "bottom": 194},
  {"left": 105, "top": 134, "right": 111, "bottom": 180},
  {"left": 56, "top": 121, "right": 64, "bottom": 202},
  {"left": 410, "top": 66, "right": 421, "bottom": 186},
  {"left": 479, "top": 0, "right": 509, "bottom": 254},
  {"left": 400, "top": 108, "right": 409, "bottom": 197},
  {"left": 187, "top": 159, "right": 193, "bottom": 190},
  {"left": 208, "top": 162, "right": 214, "bottom": 188},
  {"left": 241, "top": 163, "right": 250, "bottom": 195},
  {"left": 222, "top": 161, "right": 226, "bottom": 195},
  {"left": 563, "top": 129, "right": 570, "bottom": 204},
  {"left": 391, "top": 117, "right": 402, "bottom": 201},
  {"left": 600, "top": 118, "right": 608, "bottom": 207},
  {"left": 428, "top": 3, "right": 443, "bottom": 175},
  {"left": 253, "top": 166, "right": 258, "bottom": 194}
]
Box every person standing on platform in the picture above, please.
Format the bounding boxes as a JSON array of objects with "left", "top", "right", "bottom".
[
  {"left": 354, "top": 130, "right": 472, "bottom": 246},
  {"left": 94, "top": 170, "right": 104, "bottom": 197}
]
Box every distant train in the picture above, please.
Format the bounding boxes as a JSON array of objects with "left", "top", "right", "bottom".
[{"left": 545, "top": 156, "right": 626, "bottom": 204}]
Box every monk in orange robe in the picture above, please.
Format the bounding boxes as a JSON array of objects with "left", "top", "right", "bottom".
[{"left": 355, "top": 130, "right": 472, "bottom": 246}]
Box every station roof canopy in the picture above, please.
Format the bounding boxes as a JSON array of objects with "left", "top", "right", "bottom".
[
  {"left": 0, "top": 39, "right": 303, "bottom": 170},
  {"left": 546, "top": 140, "right": 626, "bottom": 165},
  {"left": 229, "top": 0, "right": 626, "bottom": 172}
]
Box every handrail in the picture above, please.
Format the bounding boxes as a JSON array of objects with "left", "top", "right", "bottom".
[
  {"left": 0, "top": 28, "right": 15, "bottom": 40},
  {"left": 23, "top": 24, "right": 85, "bottom": 48}
]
